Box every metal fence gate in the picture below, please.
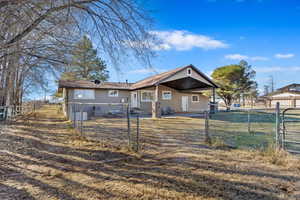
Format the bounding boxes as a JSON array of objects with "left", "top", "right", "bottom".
[{"left": 281, "top": 108, "right": 300, "bottom": 154}]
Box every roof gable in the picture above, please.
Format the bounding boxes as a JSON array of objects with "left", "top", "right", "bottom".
[{"left": 130, "top": 65, "right": 217, "bottom": 90}]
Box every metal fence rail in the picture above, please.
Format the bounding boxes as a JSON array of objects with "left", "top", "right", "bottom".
[
  {"left": 0, "top": 103, "right": 43, "bottom": 121},
  {"left": 281, "top": 107, "right": 300, "bottom": 154}
]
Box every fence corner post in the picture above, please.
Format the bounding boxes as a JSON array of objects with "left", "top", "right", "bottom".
[
  {"left": 275, "top": 102, "right": 281, "bottom": 149},
  {"left": 126, "top": 104, "right": 131, "bottom": 149},
  {"left": 247, "top": 109, "right": 251, "bottom": 134},
  {"left": 204, "top": 111, "right": 211, "bottom": 144},
  {"left": 136, "top": 114, "right": 140, "bottom": 152},
  {"left": 80, "top": 104, "right": 83, "bottom": 136}
]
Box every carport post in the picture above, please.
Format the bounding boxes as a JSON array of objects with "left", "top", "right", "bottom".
[
  {"left": 152, "top": 85, "right": 161, "bottom": 118},
  {"left": 210, "top": 87, "right": 216, "bottom": 114}
]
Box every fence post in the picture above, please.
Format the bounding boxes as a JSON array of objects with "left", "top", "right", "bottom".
[
  {"left": 4, "top": 107, "right": 8, "bottom": 121},
  {"left": 275, "top": 102, "right": 281, "bottom": 149},
  {"left": 73, "top": 104, "right": 76, "bottom": 128},
  {"left": 247, "top": 110, "right": 251, "bottom": 134},
  {"left": 204, "top": 111, "right": 211, "bottom": 144},
  {"left": 126, "top": 105, "right": 131, "bottom": 149},
  {"left": 80, "top": 104, "right": 83, "bottom": 136},
  {"left": 136, "top": 114, "right": 140, "bottom": 152}
]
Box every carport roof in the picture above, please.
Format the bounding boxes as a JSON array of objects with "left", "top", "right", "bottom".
[{"left": 130, "top": 64, "right": 218, "bottom": 90}]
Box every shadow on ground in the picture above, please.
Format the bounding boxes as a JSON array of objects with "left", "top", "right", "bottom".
[{"left": 0, "top": 105, "right": 299, "bottom": 199}]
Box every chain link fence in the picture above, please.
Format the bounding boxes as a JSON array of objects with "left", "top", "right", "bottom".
[
  {"left": 207, "top": 108, "right": 277, "bottom": 150},
  {"left": 65, "top": 102, "right": 300, "bottom": 154},
  {"left": 0, "top": 102, "right": 44, "bottom": 121},
  {"left": 67, "top": 102, "right": 140, "bottom": 152}
]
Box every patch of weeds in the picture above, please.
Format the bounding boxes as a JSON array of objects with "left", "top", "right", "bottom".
[
  {"left": 260, "top": 143, "right": 292, "bottom": 166},
  {"left": 66, "top": 121, "right": 74, "bottom": 130},
  {"left": 210, "top": 137, "right": 230, "bottom": 149},
  {"left": 43, "top": 170, "right": 63, "bottom": 179}
]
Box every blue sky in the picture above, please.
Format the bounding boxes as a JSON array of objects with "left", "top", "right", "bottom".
[{"left": 107, "top": 0, "right": 300, "bottom": 94}]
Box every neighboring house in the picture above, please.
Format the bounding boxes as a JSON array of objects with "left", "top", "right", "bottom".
[
  {"left": 58, "top": 65, "right": 218, "bottom": 119},
  {"left": 265, "top": 83, "right": 300, "bottom": 108}
]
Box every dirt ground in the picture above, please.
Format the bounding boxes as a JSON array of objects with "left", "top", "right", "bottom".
[{"left": 0, "top": 105, "right": 300, "bottom": 200}]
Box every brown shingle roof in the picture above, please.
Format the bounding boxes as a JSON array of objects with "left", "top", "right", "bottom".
[
  {"left": 59, "top": 80, "right": 132, "bottom": 90},
  {"left": 58, "top": 65, "right": 218, "bottom": 90},
  {"left": 277, "top": 83, "right": 300, "bottom": 91}
]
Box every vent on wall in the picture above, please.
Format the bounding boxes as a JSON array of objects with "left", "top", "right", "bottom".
[
  {"left": 94, "top": 80, "right": 101, "bottom": 84},
  {"left": 187, "top": 68, "right": 192, "bottom": 76}
]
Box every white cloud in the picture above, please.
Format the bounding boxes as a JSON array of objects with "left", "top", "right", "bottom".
[
  {"left": 250, "top": 56, "right": 269, "bottom": 61},
  {"left": 254, "top": 66, "right": 300, "bottom": 73},
  {"left": 128, "top": 68, "right": 166, "bottom": 74},
  {"left": 150, "top": 30, "right": 228, "bottom": 51},
  {"left": 225, "top": 54, "right": 248, "bottom": 60},
  {"left": 225, "top": 54, "right": 268, "bottom": 61},
  {"left": 274, "top": 53, "right": 295, "bottom": 59}
]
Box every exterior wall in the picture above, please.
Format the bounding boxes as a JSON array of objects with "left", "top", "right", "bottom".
[
  {"left": 135, "top": 85, "right": 209, "bottom": 114},
  {"left": 269, "top": 92, "right": 300, "bottom": 108},
  {"left": 68, "top": 88, "right": 130, "bottom": 103},
  {"left": 296, "top": 100, "right": 300, "bottom": 107},
  {"left": 66, "top": 88, "right": 130, "bottom": 118},
  {"left": 63, "top": 85, "right": 210, "bottom": 117},
  {"left": 270, "top": 98, "right": 300, "bottom": 108}
]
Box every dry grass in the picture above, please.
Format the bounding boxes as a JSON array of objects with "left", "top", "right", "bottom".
[{"left": 0, "top": 105, "right": 300, "bottom": 200}]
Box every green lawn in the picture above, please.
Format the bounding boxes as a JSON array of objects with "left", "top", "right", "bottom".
[{"left": 210, "top": 111, "right": 276, "bottom": 150}]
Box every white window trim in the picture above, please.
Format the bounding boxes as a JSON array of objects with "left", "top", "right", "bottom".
[
  {"left": 108, "top": 90, "right": 119, "bottom": 97},
  {"left": 187, "top": 68, "right": 192, "bottom": 76},
  {"left": 141, "top": 90, "right": 154, "bottom": 102},
  {"left": 191, "top": 95, "right": 200, "bottom": 103},
  {"left": 73, "top": 89, "right": 95, "bottom": 100},
  {"left": 162, "top": 91, "right": 172, "bottom": 100}
]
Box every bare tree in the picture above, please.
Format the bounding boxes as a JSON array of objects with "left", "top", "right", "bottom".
[{"left": 0, "top": 0, "right": 154, "bottom": 106}]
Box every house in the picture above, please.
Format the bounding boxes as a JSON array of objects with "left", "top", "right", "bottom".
[
  {"left": 265, "top": 83, "right": 300, "bottom": 108},
  {"left": 58, "top": 65, "right": 218, "bottom": 119}
]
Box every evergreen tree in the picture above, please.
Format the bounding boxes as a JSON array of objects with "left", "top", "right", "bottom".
[{"left": 62, "top": 36, "right": 109, "bottom": 81}]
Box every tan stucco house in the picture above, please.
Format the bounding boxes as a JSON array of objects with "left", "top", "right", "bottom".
[
  {"left": 58, "top": 65, "right": 218, "bottom": 119},
  {"left": 265, "top": 83, "right": 300, "bottom": 108}
]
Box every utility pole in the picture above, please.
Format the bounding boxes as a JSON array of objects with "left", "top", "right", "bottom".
[
  {"left": 269, "top": 75, "right": 274, "bottom": 93},
  {"left": 264, "top": 85, "right": 269, "bottom": 96}
]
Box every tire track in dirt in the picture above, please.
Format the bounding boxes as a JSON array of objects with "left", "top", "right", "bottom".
[{"left": 292, "top": 181, "right": 300, "bottom": 200}]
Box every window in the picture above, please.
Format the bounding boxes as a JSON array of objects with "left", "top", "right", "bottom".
[
  {"left": 108, "top": 90, "right": 119, "bottom": 97},
  {"left": 74, "top": 89, "right": 95, "bottom": 99},
  {"left": 162, "top": 91, "right": 172, "bottom": 100},
  {"left": 191, "top": 95, "right": 199, "bottom": 102},
  {"left": 187, "top": 68, "right": 192, "bottom": 76},
  {"left": 141, "top": 91, "right": 154, "bottom": 102}
]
